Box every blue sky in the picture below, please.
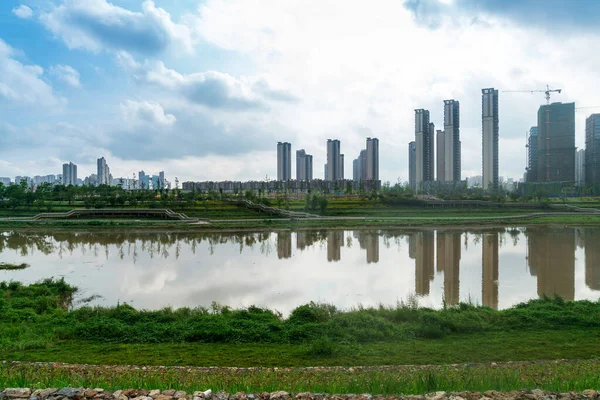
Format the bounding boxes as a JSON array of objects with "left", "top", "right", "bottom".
[{"left": 1, "top": 0, "right": 600, "bottom": 183}]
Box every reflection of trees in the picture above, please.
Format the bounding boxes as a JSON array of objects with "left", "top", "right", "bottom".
[{"left": 0, "top": 231, "right": 277, "bottom": 262}]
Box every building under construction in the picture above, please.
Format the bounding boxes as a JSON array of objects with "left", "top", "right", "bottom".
[
  {"left": 526, "top": 127, "right": 538, "bottom": 182},
  {"left": 536, "top": 102, "right": 575, "bottom": 183},
  {"left": 585, "top": 114, "right": 600, "bottom": 187}
]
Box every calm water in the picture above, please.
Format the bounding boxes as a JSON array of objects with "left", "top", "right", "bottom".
[{"left": 1, "top": 228, "right": 599, "bottom": 313}]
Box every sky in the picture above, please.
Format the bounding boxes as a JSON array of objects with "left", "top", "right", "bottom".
[{"left": 1, "top": 0, "right": 600, "bottom": 184}]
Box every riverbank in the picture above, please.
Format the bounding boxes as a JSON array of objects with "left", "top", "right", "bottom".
[
  {"left": 1, "top": 213, "right": 600, "bottom": 232},
  {"left": 2, "top": 280, "right": 600, "bottom": 368},
  {"left": 2, "top": 361, "right": 600, "bottom": 395}
]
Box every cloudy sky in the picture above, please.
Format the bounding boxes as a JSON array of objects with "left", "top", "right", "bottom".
[{"left": 1, "top": 0, "right": 600, "bottom": 184}]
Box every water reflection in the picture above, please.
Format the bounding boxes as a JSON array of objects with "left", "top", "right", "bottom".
[{"left": 0, "top": 227, "right": 598, "bottom": 313}]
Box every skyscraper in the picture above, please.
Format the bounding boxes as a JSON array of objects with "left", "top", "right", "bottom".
[
  {"left": 482, "top": 88, "right": 499, "bottom": 191},
  {"left": 277, "top": 142, "right": 292, "bottom": 181},
  {"left": 97, "top": 157, "right": 110, "bottom": 186},
  {"left": 527, "top": 127, "right": 539, "bottom": 182},
  {"left": 366, "top": 137, "right": 379, "bottom": 180},
  {"left": 414, "top": 109, "right": 433, "bottom": 189},
  {"left": 296, "top": 149, "right": 313, "bottom": 181},
  {"left": 585, "top": 114, "right": 600, "bottom": 186},
  {"left": 339, "top": 154, "right": 344, "bottom": 179},
  {"left": 353, "top": 158, "right": 360, "bottom": 181},
  {"left": 326, "top": 139, "right": 341, "bottom": 181},
  {"left": 408, "top": 141, "right": 416, "bottom": 190},
  {"left": 576, "top": 149, "right": 585, "bottom": 186},
  {"left": 536, "top": 102, "right": 575, "bottom": 182},
  {"left": 444, "top": 100, "right": 461, "bottom": 182},
  {"left": 436, "top": 130, "right": 445, "bottom": 182},
  {"left": 62, "top": 162, "right": 77, "bottom": 186}
]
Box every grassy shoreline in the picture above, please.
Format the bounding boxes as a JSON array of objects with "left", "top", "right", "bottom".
[{"left": 2, "top": 360, "right": 600, "bottom": 395}]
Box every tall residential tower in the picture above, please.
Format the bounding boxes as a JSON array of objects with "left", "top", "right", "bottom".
[
  {"left": 482, "top": 88, "right": 499, "bottom": 191},
  {"left": 414, "top": 109, "right": 434, "bottom": 189},
  {"left": 296, "top": 149, "right": 313, "bottom": 181},
  {"left": 277, "top": 142, "right": 292, "bottom": 181},
  {"left": 444, "top": 100, "right": 461, "bottom": 182},
  {"left": 536, "top": 102, "right": 575, "bottom": 182},
  {"left": 326, "top": 139, "right": 342, "bottom": 181}
]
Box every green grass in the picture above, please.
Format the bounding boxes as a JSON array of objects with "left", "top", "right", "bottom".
[
  {"left": 2, "top": 359, "right": 600, "bottom": 394},
  {"left": 0, "top": 263, "right": 29, "bottom": 270}
]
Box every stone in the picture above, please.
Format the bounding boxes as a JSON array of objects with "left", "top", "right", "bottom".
[
  {"left": 270, "top": 392, "right": 290, "bottom": 400},
  {"left": 57, "top": 389, "right": 84, "bottom": 399},
  {"left": 426, "top": 393, "right": 447, "bottom": 400},
  {"left": 155, "top": 395, "right": 173, "bottom": 400},
  {"left": 113, "top": 392, "right": 122, "bottom": 400},
  {"left": 532, "top": 390, "right": 546, "bottom": 400},
  {"left": 149, "top": 392, "right": 161, "bottom": 399},
  {"left": 583, "top": 391, "right": 597, "bottom": 399},
  {"left": 247, "top": 396, "right": 257, "bottom": 400},
  {"left": 38, "top": 390, "right": 59, "bottom": 400},
  {"left": 233, "top": 393, "right": 247, "bottom": 400},
  {"left": 404, "top": 396, "right": 425, "bottom": 400},
  {"left": 85, "top": 390, "right": 99, "bottom": 398},
  {"left": 5, "top": 389, "right": 32, "bottom": 398},
  {"left": 119, "top": 396, "right": 129, "bottom": 400},
  {"left": 162, "top": 392, "right": 176, "bottom": 397},
  {"left": 173, "top": 393, "right": 187, "bottom": 399},
  {"left": 30, "top": 396, "right": 40, "bottom": 400}
]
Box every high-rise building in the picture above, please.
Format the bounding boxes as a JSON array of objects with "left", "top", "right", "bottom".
[
  {"left": 360, "top": 149, "right": 367, "bottom": 181},
  {"left": 482, "top": 88, "right": 499, "bottom": 191},
  {"left": 339, "top": 154, "right": 344, "bottom": 180},
  {"left": 159, "top": 171, "right": 165, "bottom": 189},
  {"left": 62, "top": 162, "right": 78, "bottom": 186},
  {"left": 536, "top": 102, "right": 575, "bottom": 182},
  {"left": 277, "top": 142, "right": 292, "bottom": 181},
  {"left": 298, "top": 149, "right": 307, "bottom": 181},
  {"left": 585, "top": 114, "right": 600, "bottom": 186},
  {"left": 576, "top": 149, "right": 585, "bottom": 186},
  {"left": 97, "top": 157, "right": 110, "bottom": 186},
  {"left": 414, "top": 109, "right": 434, "bottom": 188},
  {"left": 353, "top": 158, "right": 360, "bottom": 181},
  {"left": 324, "top": 164, "right": 328, "bottom": 180},
  {"left": 444, "top": 100, "right": 461, "bottom": 182},
  {"left": 527, "top": 127, "right": 539, "bottom": 182},
  {"left": 366, "top": 137, "right": 379, "bottom": 181},
  {"left": 436, "top": 130, "right": 445, "bottom": 182},
  {"left": 408, "top": 141, "right": 416, "bottom": 190},
  {"left": 326, "top": 139, "right": 341, "bottom": 181},
  {"left": 138, "top": 170, "right": 150, "bottom": 189},
  {"left": 296, "top": 149, "right": 313, "bottom": 181}
]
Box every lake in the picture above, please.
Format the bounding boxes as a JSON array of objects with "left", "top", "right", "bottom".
[{"left": 1, "top": 227, "right": 598, "bottom": 313}]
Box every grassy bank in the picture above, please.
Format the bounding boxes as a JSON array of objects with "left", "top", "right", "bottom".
[
  {"left": 1, "top": 280, "right": 600, "bottom": 368},
  {"left": 0, "top": 263, "right": 29, "bottom": 270},
  {"left": 2, "top": 360, "right": 600, "bottom": 395}
]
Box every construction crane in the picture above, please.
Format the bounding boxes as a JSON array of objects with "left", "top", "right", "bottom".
[
  {"left": 503, "top": 85, "right": 562, "bottom": 105},
  {"left": 503, "top": 85, "right": 563, "bottom": 182}
]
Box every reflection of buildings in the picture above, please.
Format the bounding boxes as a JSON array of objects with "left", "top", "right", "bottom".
[
  {"left": 436, "top": 232, "right": 461, "bottom": 305},
  {"left": 277, "top": 232, "right": 292, "bottom": 259},
  {"left": 527, "top": 228, "right": 575, "bottom": 300},
  {"left": 482, "top": 233, "right": 499, "bottom": 310},
  {"left": 354, "top": 232, "right": 380, "bottom": 264},
  {"left": 327, "top": 231, "right": 343, "bottom": 262},
  {"left": 414, "top": 232, "right": 435, "bottom": 295},
  {"left": 583, "top": 228, "right": 600, "bottom": 290}
]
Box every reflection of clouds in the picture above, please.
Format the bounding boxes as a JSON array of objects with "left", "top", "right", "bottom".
[{"left": 0, "top": 228, "right": 598, "bottom": 314}]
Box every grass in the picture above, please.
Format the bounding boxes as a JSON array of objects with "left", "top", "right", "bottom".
[
  {"left": 0, "top": 263, "right": 29, "bottom": 270},
  {"left": 1, "top": 280, "right": 600, "bottom": 367},
  {"left": 2, "top": 360, "right": 600, "bottom": 394}
]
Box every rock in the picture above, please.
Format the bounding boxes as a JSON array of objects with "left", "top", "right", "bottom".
[
  {"left": 426, "top": 393, "right": 447, "bottom": 400},
  {"left": 233, "top": 393, "right": 247, "bottom": 400},
  {"left": 113, "top": 392, "right": 123, "bottom": 400},
  {"left": 155, "top": 395, "right": 173, "bottom": 400},
  {"left": 583, "top": 391, "right": 597, "bottom": 399},
  {"left": 57, "top": 389, "right": 84, "bottom": 399},
  {"left": 270, "top": 393, "right": 290, "bottom": 400},
  {"left": 531, "top": 390, "right": 546, "bottom": 400},
  {"left": 404, "top": 396, "right": 425, "bottom": 400},
  {"left": 5, "top": 389, "right": 32, "bottom": 398},
  {"left": 162, "top": 392, "right": 176, "bottom": 398},
  {"left": 247, "top": 395, "right": 257, "bottom": 400},
  {"left": 172, "top": 393, "right": 186, "bottom": 400},
  {"left": 30, "top": 396, "right": 40, "bottom": 400},
  {"left": 148, "top": 392, "right": 160, "bottom": 399},
  {"left": 37, "top": 390, "right": 59, "bottom": 399},
  {"left": 85, "top": 390, "right": 99, "bottom": 398}
]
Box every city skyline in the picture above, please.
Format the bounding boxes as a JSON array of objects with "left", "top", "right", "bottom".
[{"left": 2, "top": 1, "right": 600, "bottom": 183}]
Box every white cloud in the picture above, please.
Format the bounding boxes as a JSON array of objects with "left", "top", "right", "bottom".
[
  {"left": 12, "top": 5, "right": 33, "bottom": 19},
  {"left": 40, "top": 0, "right": 194, "bottom": 55},
  {"left": 120, "top": 100, "right": 176, "bottom": 127},
  {"left": 49, "top": 64, "right": 81, "bottom": 87},
  {"left": 189, "top": 0, "right": 600, "bottom": 182},
  {"left": 0, "top": 39, "right": 62, "bottom": 107}
]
